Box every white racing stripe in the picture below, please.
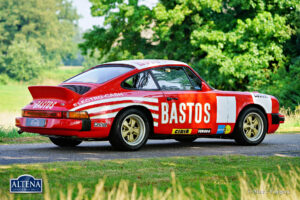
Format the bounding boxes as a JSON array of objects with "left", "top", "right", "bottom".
[
  {"left": 91, "top": 112, "right": 159, "bottom": 120},
  {"left": 152, "top": 113, "right": 159, "bottom": 119},
  {"left": 71, "top": 97, "right": 158, "bottom": 111},
  {"left": 86, "top": 103, "right": 159, "bottom": 114},
  {"left": 90, "top": 112, "right": 118, "bottom": 119}
]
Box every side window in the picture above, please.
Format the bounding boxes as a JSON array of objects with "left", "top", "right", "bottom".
[
  {"left": 185, "top": 67, "right": 202, "bottom": 90},
  {"left": 151, "top": 67, "right": 194, "bottom": 90},
  {"left": 122, "top": 71, "right": 158, "bottom": 90}
]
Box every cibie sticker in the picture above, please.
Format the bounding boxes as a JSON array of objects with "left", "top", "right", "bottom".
[
  {"left": 216, "top": 125, "right": 225, "bottom": 134},
  {"left": 197, "top": 129, "right": 211, "bottom": 134},
  {"left": 172, "top": 129, "right": 192, "bottom": 134},
  {"left": 225, "top": 125, "right": 231, "bottom": 134}
]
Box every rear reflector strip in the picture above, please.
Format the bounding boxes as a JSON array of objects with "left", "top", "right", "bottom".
[{"left": 22, "top": 110, "right": 62, "bottom": 118}]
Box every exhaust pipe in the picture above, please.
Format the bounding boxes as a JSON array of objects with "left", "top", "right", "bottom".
[{"left": 17, "top": 130, "right": 24, "bottom": 134}]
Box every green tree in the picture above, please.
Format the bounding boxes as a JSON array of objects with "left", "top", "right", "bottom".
[
  {"left": 4, "top": 41, "right": 43, "bottom": 81},
  {"left": 0, "top": 0, "right": 79, "bottom": 81},
  {"left": 80, "top": 0, "right": 300, "bottom": 108}
]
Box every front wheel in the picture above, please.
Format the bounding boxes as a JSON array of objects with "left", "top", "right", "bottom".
[
  {"left": 49, "top": 137, "right": 82, "bottom": 147},
  {"left": 109, "top": 108, "right": 150, "bottom": 151},
  {"left": 234, "top": 107, "right": 267, "bottom": 145}
]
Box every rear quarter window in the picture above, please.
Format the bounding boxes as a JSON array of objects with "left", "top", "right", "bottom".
[{"left": 122, "top": 71, "right": 158, "bottom": 90}]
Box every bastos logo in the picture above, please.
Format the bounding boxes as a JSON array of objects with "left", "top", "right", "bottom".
[
  {"left": 10, "top": 175, "right": 42, "bottom": 193},
  {"left": 161, "top": 102, "right": 211, "bottom": 124}
]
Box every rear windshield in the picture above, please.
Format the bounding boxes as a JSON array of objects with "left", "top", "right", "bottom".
[{"left": 64, "top": 65, "right": 134, "bottom": 84}]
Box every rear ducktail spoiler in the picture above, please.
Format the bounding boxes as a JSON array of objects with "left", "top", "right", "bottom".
[{"left": 28, "top": 86, "right": 81, "bottom": 101}]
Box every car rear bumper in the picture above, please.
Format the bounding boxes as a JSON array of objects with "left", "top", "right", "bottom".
[{"left": 15, "top": 117, "right": 110, "bottom": 138}]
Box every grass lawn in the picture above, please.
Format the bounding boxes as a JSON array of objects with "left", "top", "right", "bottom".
[
  {"left": 0, "top": 156, "right": 299, "bottom": 199},
  {"left": 0, "top": 85, "right": 32, "bottom": 112},
  {"left": 0, "top": 66, "right": 83, "bottom": 113},
  {"left": 0, "top": 66, "right": 84, "bottom": 129},
  {"left": 277, "top": 107, "right": 300, "bottom": 133},
  {"left": 37, "top": 66, "right": 84, "bottom": 85},
  {"left": 0, "top": 128, "right": 48, "bottom": 144}
]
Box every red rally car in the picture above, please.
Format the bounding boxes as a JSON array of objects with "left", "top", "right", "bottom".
[{"left": 16, "top": 59, "right": 285, "bottom": 150}]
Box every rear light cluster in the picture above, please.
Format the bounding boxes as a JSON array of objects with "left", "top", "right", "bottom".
[
  {"left": 65, "top": 111, "right": 89, "bottom": 119},
  {"left": 22, "top": 110, "right": 89, "bottom": 119}
]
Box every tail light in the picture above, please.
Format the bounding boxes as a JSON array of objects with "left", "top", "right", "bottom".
[
  {"left": 22, "top": 110, "right": 89, "bottom": 119},
  {"left": 63, "top": 111, "right": 89, "bottom": 119},
  {"left": 15, "top": 118, "right": 21, "bottom": 126}
]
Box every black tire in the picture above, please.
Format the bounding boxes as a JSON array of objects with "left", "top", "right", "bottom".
[
  {"left": 234, "top": 107, "right": 267, "bottom": 145},
  {"left": 109, "top": 108, "right": 150, "bottom": 151},
  {"left": 175, "top": 138, "right": 196, "bottom": 143},
  {"left": 49, "top": 137, "right": 82, "bottom": 147}
]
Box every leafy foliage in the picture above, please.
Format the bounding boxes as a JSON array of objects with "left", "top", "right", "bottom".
[
  {"left": 80, "top": 0, "right": 300, "bottom": 109},
  {"left": 4, "top": 41, "right": 43, "bottom": 81},
  {"left": 0, "top": 0, "right": 79, "bottom": 81}
]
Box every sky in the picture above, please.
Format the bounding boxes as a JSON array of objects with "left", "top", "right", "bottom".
[
  {"left": 72, "top": 0, "right": 104, "bottom": 31},
  {"left": 72, "top": 0, "right": 158, "bottom": 31}
]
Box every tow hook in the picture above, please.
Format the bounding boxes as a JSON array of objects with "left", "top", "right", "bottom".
[{"left": 17, "top": 130, "right": 24, "bottom": 134}]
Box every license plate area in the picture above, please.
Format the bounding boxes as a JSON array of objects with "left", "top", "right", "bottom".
[{"left": 25, "top": 118, "right": 46, "bottom": 127}]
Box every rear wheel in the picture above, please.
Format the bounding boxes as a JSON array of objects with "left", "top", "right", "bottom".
[
  {"left": 175, "top": 138, "right": 196, "bottom": 143},
  {"left": 234, "top": 107, "right": 267, "bottom": 145},
  {"left": 109, "top": 108, "right": 149, "bottom": 150},
  {"left": 49, "top": 137, "right": 82, "bottom": 147}
]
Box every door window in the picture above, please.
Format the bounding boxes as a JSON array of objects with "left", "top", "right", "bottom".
[
  {"left": 151, "top": 67, "right": 194, "bottom": 90},
  {"left": 185, "top": 67, "right": 202, "bottom": 90}
]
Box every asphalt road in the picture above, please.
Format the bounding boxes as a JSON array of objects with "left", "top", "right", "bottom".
[{"left": 0, "top": 134, "right": 299, "bottom": 165}]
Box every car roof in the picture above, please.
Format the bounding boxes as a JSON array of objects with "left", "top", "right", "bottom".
[{"left": 103, "top": 59, "right": 188, "bottom": 70}]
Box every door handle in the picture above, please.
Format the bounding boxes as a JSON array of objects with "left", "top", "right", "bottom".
[{"left": 167, "top": 97, "right": 178, "bottom": 101}]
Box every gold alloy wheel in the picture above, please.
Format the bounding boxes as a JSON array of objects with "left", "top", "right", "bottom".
[
  {"left": 243, "top": 112, "right": 264, "bottom": 141},
  {"left": 121, "top": 114, "right": 145, "bottom": 146}
]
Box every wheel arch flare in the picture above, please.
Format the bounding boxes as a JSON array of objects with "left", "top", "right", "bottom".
[
  {"left": 109, "top": 105, "right": 155, "bottom": 136},
  {"left": 236, "top": 103, "right": 268, "bottom": 132}
]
